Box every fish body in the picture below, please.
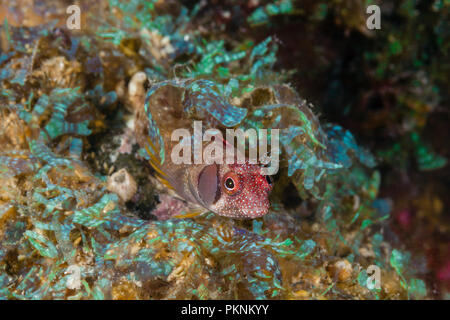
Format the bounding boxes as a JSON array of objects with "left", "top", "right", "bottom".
[{"left": 134, "top": 80, "right": 273, "bottom": 219}]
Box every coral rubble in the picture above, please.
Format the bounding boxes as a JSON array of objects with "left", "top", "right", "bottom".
[{"left": 0, "top": 0, "right": 447, "bottom": 299}]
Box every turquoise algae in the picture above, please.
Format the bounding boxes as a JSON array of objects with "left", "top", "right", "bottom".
[{"left": 0, "top": 0, "right": 445, "bottom": 299}]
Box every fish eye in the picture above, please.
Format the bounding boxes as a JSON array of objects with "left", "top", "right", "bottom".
[
  {"left": 223, "top": 172, "right": 240, "bottom": 195},
  {"left": 265, "top": 175, "right": 273, "bottom": 185},
  {"left": 225, "top": 177, "right": 235, "bottom": 190}
]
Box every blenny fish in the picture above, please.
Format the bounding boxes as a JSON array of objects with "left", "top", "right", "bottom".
[{"left": 134, "top": 79, "right": 273, "bottom": 219}]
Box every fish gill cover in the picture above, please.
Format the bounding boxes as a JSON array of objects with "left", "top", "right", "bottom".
[{"left": 0, "top": 0, "right": 448, "bottom": 299}]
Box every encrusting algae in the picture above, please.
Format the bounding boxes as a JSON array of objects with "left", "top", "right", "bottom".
[{"left": 0, "top": 0, "right": 446, "bottom": 299}]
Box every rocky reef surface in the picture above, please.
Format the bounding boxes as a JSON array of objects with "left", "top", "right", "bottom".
[{"left": 0, "top": 0, "right": 448, "bottom": 299}]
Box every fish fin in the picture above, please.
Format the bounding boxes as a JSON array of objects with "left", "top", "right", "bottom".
[
  {"left": 156, "top": 175, "right": 175, "bottom": 190},
  {"left": 173, "top": 202, "right": 209, "bottom": 219},
  {"left": 173, "top": 208, "right": 208, "bottom": 219},
  {"left": 144, "top": 136, "right": 177, "bottom": 191},
  {"left": 146, "top": 136, "right": 164, "bottom": 166}
]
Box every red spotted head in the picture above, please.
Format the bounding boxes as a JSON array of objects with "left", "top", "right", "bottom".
[{"left": 196, "top": 161, "right": 273, "bottom": 219}]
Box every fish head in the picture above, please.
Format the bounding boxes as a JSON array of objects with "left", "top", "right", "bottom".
[{"left": 197, "top": 162, "right": 273, "bottom": 219}]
